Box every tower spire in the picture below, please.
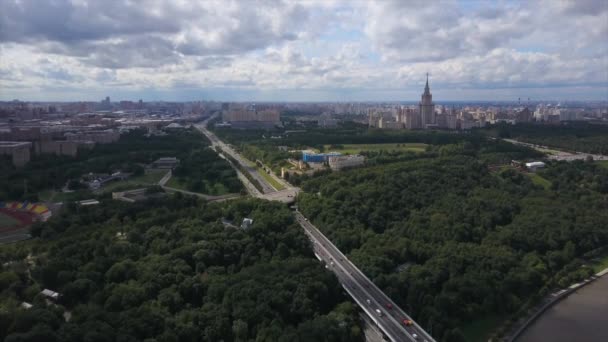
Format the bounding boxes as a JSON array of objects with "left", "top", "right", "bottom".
[{"left": 424, "top": 72, "right": 430, "bottom": 95}]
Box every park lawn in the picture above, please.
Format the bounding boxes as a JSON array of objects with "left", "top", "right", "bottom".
[
  {"left": 38, "top": 189, "right": 95, "bottom": 202},
  {"left": 596, "top": 160, "right": 608, "bottom": 170},
  {"left": 526, "top": 173, "right": 551, "bottom": 190},
  {"left": 256, "top": 166, "right": 285, "bottom": 190},
  {"left": 324, "top": 143, "right": 428, "bottom": 154},
  {"left": 166, "top": 177, "right": 189, "bottom": 191},
  {"left": 461, "top": 315, "right": 505, "bottom": 342},
  {"left": 0, "top": 212, "right": 20, "bottom": 229}
]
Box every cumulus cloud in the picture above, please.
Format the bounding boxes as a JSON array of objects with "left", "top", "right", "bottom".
[
  {"left": 0, "top": 0, "right": 317, "bottom": 68},
  {"left": 0, "top": 0, "right": 606, "bottom": 100}
]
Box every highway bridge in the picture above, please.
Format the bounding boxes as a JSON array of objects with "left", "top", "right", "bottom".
[
  {"left": 198, "top": 114, "right": 436, "bottom": 342},
  {"left": 295, "top": 212, "right": 435, "bottom": 342}
]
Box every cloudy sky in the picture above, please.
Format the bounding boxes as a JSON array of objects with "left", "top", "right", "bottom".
[{"left": 1, "top": 0, "right": 607, "bottom": 102}]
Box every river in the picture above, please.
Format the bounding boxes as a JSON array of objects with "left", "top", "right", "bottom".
[{"left": 516, "top": 275, "right": 608, "bottom": 342}]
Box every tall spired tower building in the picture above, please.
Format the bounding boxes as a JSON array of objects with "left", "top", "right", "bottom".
[{"left": 419, "top": 73, "right": 435, "bottom": 127}]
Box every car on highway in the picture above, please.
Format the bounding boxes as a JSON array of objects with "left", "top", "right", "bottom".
[
  {"left": 403, "top": 319, "right": 413, "bottom": 326},
  {"left": 366, "top": 299, "right": 371, "bottom": 305},
  {"left": 386, "top": 303, "right": 393, "bottom": 310},
  {"left": 375, "top": 309, "right": 382, "bottom": 317}
]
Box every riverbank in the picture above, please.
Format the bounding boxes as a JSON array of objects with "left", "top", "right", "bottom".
[{"left": 505, "top": 266, "right": 608, "bottom": 342}]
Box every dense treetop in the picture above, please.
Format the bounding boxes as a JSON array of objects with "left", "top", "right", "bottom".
[
  {"left": 0, "top": 196, "right": 361, "bottom": 342},
  {"left": 298, "top": 143, "right": 608, "bottom": 341}
]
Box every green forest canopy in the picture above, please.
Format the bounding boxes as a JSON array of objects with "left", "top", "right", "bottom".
[
  {"left": 0, "top": 196, "right": 361, "bottom": 342},
  {"left": 298, "top": 145, "right": 608, "bottom": 341}
]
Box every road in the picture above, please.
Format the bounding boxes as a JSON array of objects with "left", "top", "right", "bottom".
[
  {"left": 502, "top": 138, "right": 608, "bottom": 161},
  {"left": 198, "top": 114, "right": 435, "bottom": 342},
  {"left": 195, "top": 122, "right": 275, "bottom": 194},
  {"left": 195, "top": 115, "right": 299, "bottom": 203},
  {"left": 295, "top": 211, "right": 435, "bottom": 342}
]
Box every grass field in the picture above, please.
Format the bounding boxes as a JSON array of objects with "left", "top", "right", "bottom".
[
  {"left": 256, "top": 166, "right": 285, "bottom": 190},
  {"left": 323, "top": 143, "right": 428, "bottom": 154},
  {"left": 38, "top": 189, "right": 95, "bottom": 202},
  {"left": 166, "top": 177, "right": 189, "bottom": 191},
  {"left": 596, "top": 160, "right": 608, "bottom": 170},
  {"left": 591, "top": 254, "right": 608, "bottom": 273},
  {"left": 0, "top": 212, "right": 20, "bottom": 229},
  {"left": 526, "top": 173, "right": 552, "bottom": 190},
  {"left": 461, "top": 315, "right": 505, "bottom": 342}
]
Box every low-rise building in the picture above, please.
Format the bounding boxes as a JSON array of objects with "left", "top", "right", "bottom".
[
  {"left": 328, "top": 155, "right": 365, "bottom": 171},
  {"left": 525, "top": 161, "right": 546, "bottom": 172},
  {"left": 302, "top": 151, "right": 341, "bottom": 163},
  {"left": 0, "top": 141, "right": 32, "bottom": 167},
  {"left": 37, "top": 140, "right": 94, "bottom": 157},
  {"left": 241, "top": 218, "right": 254, "bottom": 230},
  {"left": 149, "top": 157, "right": 180, "bottom": 169},
  {"left": 41, "top": 289, "right": 61, "bottom": 300},
  {"left": 65, "top": 129, "right": 120, "bottom": 143}
]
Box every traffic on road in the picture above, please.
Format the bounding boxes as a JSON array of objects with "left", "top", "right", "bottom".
[{"left": 295, "top": 211, "right": 435, "bottom": 342}]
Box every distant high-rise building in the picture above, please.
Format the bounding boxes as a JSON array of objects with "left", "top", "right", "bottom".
[
  {"left": 405, "top": 108, "right": 422, "bottom": 129},
  {"left": 419, "top": 73, "right": 435, "bottom": 127},
  {"left": 100, "top": 96, "right": 111, "bottom": 110}
]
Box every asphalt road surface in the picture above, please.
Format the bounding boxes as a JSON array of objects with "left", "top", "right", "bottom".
[
  {"left": 295, "top": 211, "right": 436, "bottom": 342},
  {"left": 196, "top": 124, "right": 276, "bottom": 194}
]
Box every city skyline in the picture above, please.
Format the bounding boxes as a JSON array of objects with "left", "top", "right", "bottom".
[{"left": 1, "top": 0, "right": 607, "bottom": 102}]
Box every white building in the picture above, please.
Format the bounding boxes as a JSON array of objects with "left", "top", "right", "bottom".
[
  {"left": 41, "top": 289, "right": 61, "bottom": 300},
  {"left": 328, "top": 155, "right": 365, "bottom": 171},
  {"left": 525, "top": 161, "right": 546, "bottom": 172}
]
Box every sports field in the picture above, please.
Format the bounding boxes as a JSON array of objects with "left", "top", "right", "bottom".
[{"left": 323, "top": 143, "right": 428, "bottom": 154}]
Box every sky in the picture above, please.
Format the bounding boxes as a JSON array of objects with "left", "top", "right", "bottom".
[{"left": 1, "top": 0, "right": 607, "bottom": 102}]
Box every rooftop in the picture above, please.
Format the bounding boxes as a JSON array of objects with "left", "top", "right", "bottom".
[{"left": 0, "top": 141, "right": 32, "bottom": 147}]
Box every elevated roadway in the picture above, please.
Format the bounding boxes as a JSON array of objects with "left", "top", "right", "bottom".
[{"left": 296, "top": 212, "right": 435, "bottom": 342}]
